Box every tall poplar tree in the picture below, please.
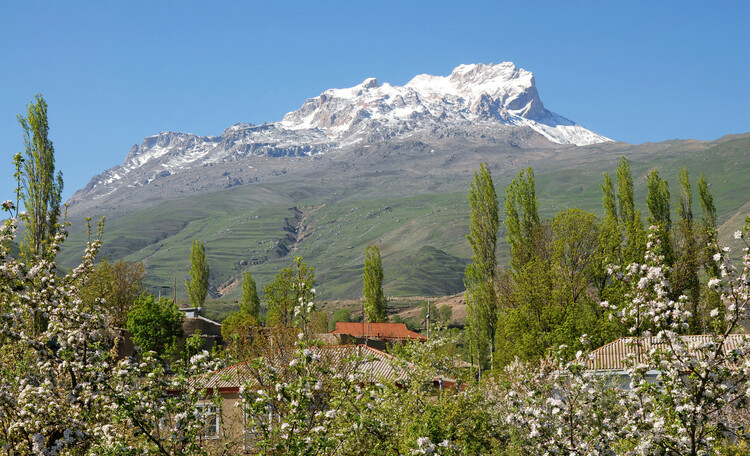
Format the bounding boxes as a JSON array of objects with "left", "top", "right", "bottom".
[
  {"left": 593, "top": 172, "right": 622, "bottom": 295},
  {"left": 238, "top": 271, "right": 261, "bottom": 321},
  {"left": 222, "top": 271, "right": 261, "bottom": 357},
  {"left": 616, "top": 157, "right": 645, "bottom": 264},
  {"left": 186, "top": 240, "right": 209, "bottom": 307},
  {"left": 363, "top": 245, "right": 387, "bottom": 323},
  {"left": 698, "top": 174, "right": 718, "bottom": 245},
  {"left": 505, "top": 167, "right": 540, "bottom": 274},
  {"left": 646, "top": 169, "right": 672, "bottom": 229},
  {"left": 465, "top": 162, "right": 499, "bottom": 368},
  {"left": 18, "top": 94, "right": 63, "bottom": 258},
  {"left": 646, "top": 169, "right": 673, "bottom": 265},
  {"left": 673, "top": 167, "right": 701, "bottom": 331},
  {"left": 698, "top": 173, "right": 723, "bottom": 330}
]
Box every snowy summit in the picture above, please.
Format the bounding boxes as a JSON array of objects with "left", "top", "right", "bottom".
[
  {"left": 281, "top": 62, "right": 611, "bottom": 146},
  {"left": 70, "top": 62, "right": 611, "bottom": 207}
]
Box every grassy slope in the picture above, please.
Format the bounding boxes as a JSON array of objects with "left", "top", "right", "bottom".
[{"left": 57, "top": 136, "right": 750, "bottom": 318}]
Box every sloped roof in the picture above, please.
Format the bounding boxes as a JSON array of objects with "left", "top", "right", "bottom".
[
  {"left": 582, "top": 334, "right": 750, "bottom": 371},
  {"left": 192, "top": 345, "right": 409, "bottom": 393},
  {"left": 331, "top": 322, "right": 427, "bottom": 341}
]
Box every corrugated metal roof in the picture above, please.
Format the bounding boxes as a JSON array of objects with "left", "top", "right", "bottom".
[
  {"left": 332, "top": 322, "right": 427, "bottom": 341},
  {"left": 581, "top": 334, "right": 749, "bottom": 371},
  {"left": 192, "top": 345, "right": 409, "bottom": 391}
]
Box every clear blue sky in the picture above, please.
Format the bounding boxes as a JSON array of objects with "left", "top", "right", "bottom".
[{"left": 1, "top": 1, "right": 748, "bottom": 203}]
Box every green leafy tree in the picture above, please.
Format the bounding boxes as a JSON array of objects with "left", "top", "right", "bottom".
[
  {"left": 616, "top": 157, "right": 645, "bottom": 265},
  {"left": 363, "top": 245, "right": 387, "bottom": 323},
  {"left": 186, "top": 239, "right": 209, "bottom": 307},
  {"left": 80, "top": 258, "right": 146, "bottom": 327},
  {"left": 646, "top": 169, "right": 674, "bottom": 266},
  {"left": 438, "top": 305, "right": 453, "bottom": 326},
  {"left": 264, "top": 266, "right": 296, "bottom": 328},
  {"left": 265, "top": 257, "right": 315, "bottom": 331},
  {"left": 551, "top": 208, "right": 600, "bottom": 306},
  {"left": 465, "top": 162, "right": 499, "bottom": 368},
  {"left": 17, "top": 94, "right": 63, "bottom": 258},
  {"left": 697, "top": 174, "right": 723, "bottom": 331},
  {"left": 672, "top": 167, "right": 702, "bottom": 331},
  {"left": 698, "top": 173, "right": 720, "bottom": 275},
  {"left": 330, "top": 308, "right": 352, "bottom": 331},
  {"left": 496, "top": 209, "right": 606, "bottom": 364},
  {"left": 310, "top": 310, "right": 328, "bottom": 334},
  {"left": 221, "top": 310, "right": 260, "bottom": 361},
  {"left": 593, "top": 172, "right": 622, "bottom": 296},
  {"left": 126, "top": 294, "right": 184, "bottom": 357},
  {"left": 505, "top": 167, "right": 540, "bottom": 273},
  {"left": 697, "top": 173, "right": 717, "bottom": 240},
  {"left": 239, "top": 271, "right": 261, "bottom": 321},
  {"left": 222, "top": 271, "right": 262, "bottom": 360},
  {"left": 646, "top": 169, "right": 672, "bottom": 229}
]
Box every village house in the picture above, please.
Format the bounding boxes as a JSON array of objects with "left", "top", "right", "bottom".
[
  {"left": 330, "top": 321, "right": 427, "bottom": 351},
  {"left": 580, "top": 334, "right": 750, "bottom": 389},
  {"left": 190, "top": 343, "right": 458, "bottom": 452}
]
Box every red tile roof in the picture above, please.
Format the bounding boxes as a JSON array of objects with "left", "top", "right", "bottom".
[{"left": 331, "top": 322, "right": 427, "bottom": 341}]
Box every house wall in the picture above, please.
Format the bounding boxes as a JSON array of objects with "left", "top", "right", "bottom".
[{"left": 196, "top": 393, "right": 246, "bottom": 454}]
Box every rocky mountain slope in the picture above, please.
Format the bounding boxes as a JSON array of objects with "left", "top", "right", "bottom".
[{"left": 67, "top": 63, "right": 609, "bottom": 216}]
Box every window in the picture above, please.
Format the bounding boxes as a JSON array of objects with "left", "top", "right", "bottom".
[
  {"left": 196, "top": 403, "right": 220, "bottom": 439},
  {"left": 243, "top": 399, "right": 275, "bottom": 451}
]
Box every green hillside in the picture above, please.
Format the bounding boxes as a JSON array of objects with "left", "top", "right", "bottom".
[{"left": 57, "top": 135, "right": 750, "bottom": 312}]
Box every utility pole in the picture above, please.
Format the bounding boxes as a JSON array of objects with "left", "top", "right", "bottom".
[
  {"left": 426, "top": 298, "right": 430, "bottom": 340},
  {"left": 362, "top": 298, "right": 368, "bottom": 348}
]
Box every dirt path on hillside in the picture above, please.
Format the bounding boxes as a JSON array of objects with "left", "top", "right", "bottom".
[{"left": 392, "top": 293, "right": 466, "bottom": 324}]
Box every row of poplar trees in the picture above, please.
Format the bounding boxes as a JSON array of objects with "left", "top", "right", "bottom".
[{"left": 465, "top": 158, "right": 721, "bottom": 369}]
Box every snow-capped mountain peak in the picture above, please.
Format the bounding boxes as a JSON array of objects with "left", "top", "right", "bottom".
[
  {"left": 281, "top": 62, "right": 609, "bottom": 145},
  {"left": 69, "top": 62, "right": 611, "bottom": 209}
]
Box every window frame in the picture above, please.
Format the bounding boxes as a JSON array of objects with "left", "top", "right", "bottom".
[{"left": 195, "top": 402, "right": 220, "bottom": 440}]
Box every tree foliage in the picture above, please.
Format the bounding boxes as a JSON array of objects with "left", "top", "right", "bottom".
[
  {"left": 222, "top": 271, "right": 263, "bottom": 360},
  {"left": 330, "top": 308, "right": 352, "bottom": 331},
  {"left": 464, "top": 162, "right": 499, "bottom": 368},
  {"left": 645, "top": 169, "right": 674, "bottom": 266},
  {"left": 493, "top": 159, "right": 725, "bottom": 366},
  {"left": 504, "top": 167, "right": 539, "bottom": 274},
  {"left": 0, "top": 207, "right": 218, "bottom": 454},
  {"left": 265, "top": 256, "right": 316, "bottom": 333},
  {"left": 17, "top": 94, "right": 63, "bottom": 259},
  {"left": 221, "top": 309, "right": 260, "bottom": 361},
  {"left": 672, "top": 167, "right": 702, "bottom": 331},
  {"left": 496, "top": 208, "right": 611, "bottom": 364},
  {"left": 186, "top": 239, "right": 209, "bottom": 307},
  {"left": 616, "top": 157, "right": 645, "bottom": 265},
  {"left": 363, "top": 245, "right": 387, "bottom": 323},
  {"left": 126, "top": 294, "right": 184, "bottom": 357},
  {"left": 79, "top": 258, "right": 146, "bottom": 327},
  {"left": 238, "top": 270, "right": 261, "bottom": 321}
]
